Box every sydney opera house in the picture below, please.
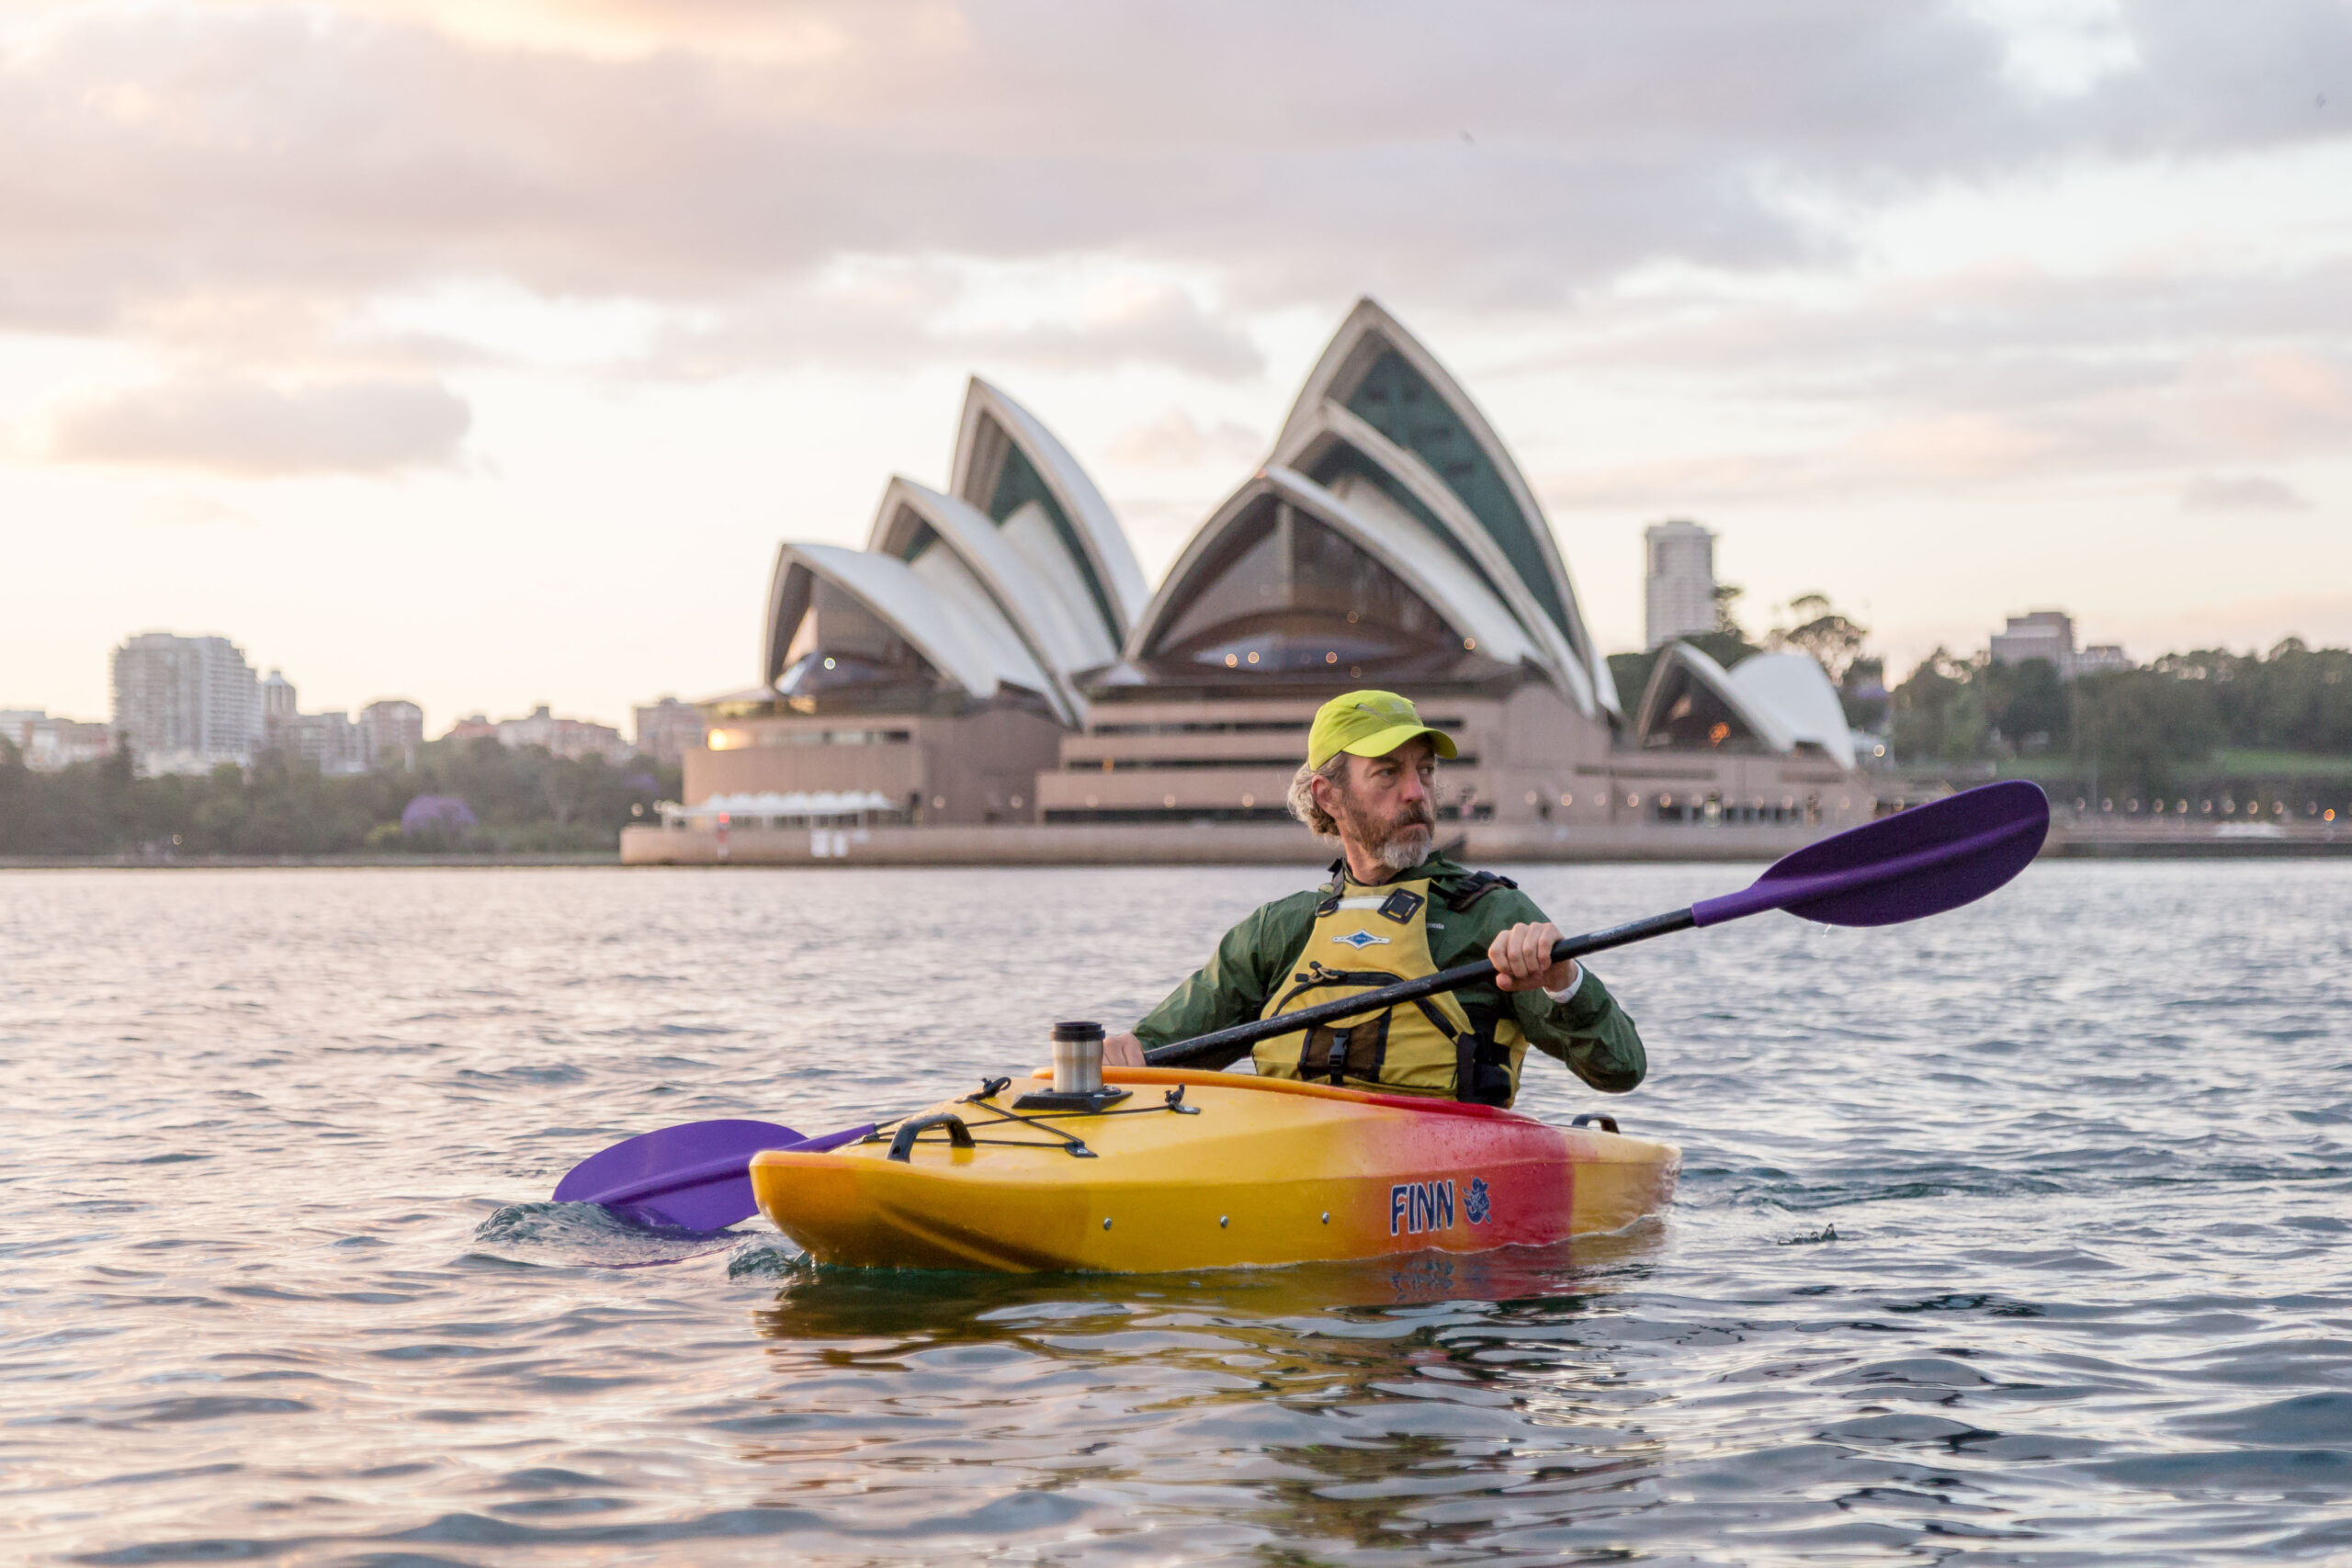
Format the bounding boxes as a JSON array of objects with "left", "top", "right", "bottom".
[{"left": 634, "top": 299, "right": 1873, "bottom": 862}]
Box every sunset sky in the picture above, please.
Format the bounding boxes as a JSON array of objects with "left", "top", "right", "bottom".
[{"left": 6, "top": 0, "right": 2349, "bottom": 730}]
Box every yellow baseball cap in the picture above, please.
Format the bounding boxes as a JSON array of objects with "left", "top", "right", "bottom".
[{"left": 1306, "top": 690, "right": 1459, "bottom": 770}]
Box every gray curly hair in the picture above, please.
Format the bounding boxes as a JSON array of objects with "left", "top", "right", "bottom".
[{"left": 1285, "top": 753, "right": 1352, "bottom": 840}]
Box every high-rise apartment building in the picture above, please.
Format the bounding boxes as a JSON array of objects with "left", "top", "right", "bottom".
[
  {"left": 111, "top": 633, "right": 262, "bottom": 774},
  {"left": 361, "top": 700, "right": 424, "bottom": 769},
  {"left": 1644, "top": 519, "right": 1716, "bottom": 649},
  {"left": 262, "top": 669, "right": 299, "bottom": 728}
]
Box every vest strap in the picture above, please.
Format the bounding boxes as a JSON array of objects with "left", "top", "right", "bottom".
[
  {"left": 1454, "top": 1000, "right": 1514, "bottom": 1107},
  {"left": 1443, "top": 870, "right": 1520, "bottom": 911}
]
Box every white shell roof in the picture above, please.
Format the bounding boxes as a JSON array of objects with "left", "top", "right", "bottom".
[
  {"left": 1730, "top": 652, "right": 1859, "bottom": 770},
  {"left": 948, "top": 378, "right": 1148, "bottom": 648},
  {"left": 868, "top": 477, "right": 1094, "bottom": 724},
  {"left": 764, "top": 543, "right": 1056, "bottom": 708},
  {"left": 1635, "top": 642, "right": 1857, "bottom": 769},
  {"left": 742, "top": 301, "right": 1663, "bottom": 738}
]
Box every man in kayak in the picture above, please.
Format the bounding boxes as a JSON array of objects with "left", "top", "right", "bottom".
[{"left": 1104, "top": 691, "right": 1645, "bottom": 1107}]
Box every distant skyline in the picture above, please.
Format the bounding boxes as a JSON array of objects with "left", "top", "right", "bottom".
[{"left": 6, "top": 1, "right": 2349, "bottom": 727}]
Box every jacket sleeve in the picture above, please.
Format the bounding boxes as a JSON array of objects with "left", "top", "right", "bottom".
[
  {"left": 1129, "top": 896, "right": 1312, "bottom": 1066},
  {"left": 1511, "top": 966, "right": 1647, "bottom": 1092},
  {"left": 1476, "top": 886, "right": 1648, "bottom": 1093}
]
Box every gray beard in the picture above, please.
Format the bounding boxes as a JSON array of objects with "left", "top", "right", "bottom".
[
  {"left": 1370, "top": 824, "right": 1433, "bottom": 872},
  {"left": 1336, "top": 794, "right": 1435, "bottom": 873}
]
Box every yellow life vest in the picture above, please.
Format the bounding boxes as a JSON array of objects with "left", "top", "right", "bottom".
[{"left": 1252, "top": 873, "right": 1528, "bottom": 1104}]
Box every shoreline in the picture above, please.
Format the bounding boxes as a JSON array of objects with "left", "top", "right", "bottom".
[
  {"left": 0, "top": 852, "right": 622, "bottom": 870},
  {"left": 8, "top": 820, "right": 2350, "bottom": 870}
]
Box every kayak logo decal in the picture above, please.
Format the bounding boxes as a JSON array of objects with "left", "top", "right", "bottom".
[
  {"left": 1333, "top": 930, "right": 1390, "bottom": 950},
  {"left": 1464, "top": 1177, "right": 1490, "bottom": 1224},
  {"left": 1390, "top": 1179, "right": 1456, "bottom": 1235}
]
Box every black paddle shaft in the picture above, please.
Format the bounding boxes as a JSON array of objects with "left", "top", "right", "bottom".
[{"left": 1141, "top": 908, "right": 1696, "bottom": 1069}]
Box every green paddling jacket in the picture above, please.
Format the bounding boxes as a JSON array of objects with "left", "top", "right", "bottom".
[{"left": 1130, "top": 852, "right": 1647, "bottom": 1097}]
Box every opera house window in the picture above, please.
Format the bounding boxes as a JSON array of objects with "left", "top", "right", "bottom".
[
  {"left": 1645, "top": 682, "right": 1759, "bottom": 750},
  {"left": 774, "top": 581, "right": 945, "bottom": 706},
  {"left": 1142, "top": 499, "right": 1506, "bottom": 684}
]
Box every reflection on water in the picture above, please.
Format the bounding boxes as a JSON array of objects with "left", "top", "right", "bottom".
[
  {"left": 740, "top": 1238, "right": 1660, "bottom": 1556},
  {"left": 1, "top": 862, "right": 2347, "bottom": 1563}
]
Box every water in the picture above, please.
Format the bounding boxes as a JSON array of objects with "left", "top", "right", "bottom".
[{"left": 2, "top": 862, "right": 2346, "bottom": 1565}]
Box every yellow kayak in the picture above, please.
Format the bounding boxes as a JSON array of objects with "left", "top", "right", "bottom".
[{"left": 750, "top": 1066, "right": 1679, "bottom": 1273}]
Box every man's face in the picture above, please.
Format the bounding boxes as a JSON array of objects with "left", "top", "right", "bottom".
[{"left": 1324, "top": 739, "right": 1438, "bottom": 872}]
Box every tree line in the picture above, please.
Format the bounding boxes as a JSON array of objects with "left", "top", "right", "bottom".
[
  {"left": 0, "top": 736, "right": 680, "bottom": 858},
  {"left": 1891, "top": 639, "right": 2352, "bottom": 795},
  {"left": 1600, "top": 579, "right": 2350, "bottom": 800}
]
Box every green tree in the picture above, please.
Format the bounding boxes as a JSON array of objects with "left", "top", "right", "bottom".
[
  {"left": 1840, "top": 655, "right": 1887, "bottom": 729},
  {"left": 0, "top": 737, "right": 678, "bottom": 858},
  {"left": 1769, "top": 592, "right": 1871, "bottom": 685},
  {"left": 1892, "top": 649, "right": 1987, "bottom": 763},
  {"left": 1607, "top": 649, "right": 1661, "bottom": 720},
  {"left": 2075, "top": 669, "right": 2219, "bottom": 796},
  {"left": 1984, "top": 656, "right": 2068, "bottom": 754}
]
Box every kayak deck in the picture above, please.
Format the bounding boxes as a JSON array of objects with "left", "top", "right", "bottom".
[{"left": 750, "top": 1066, "right": 1678, "bottom": 1273}]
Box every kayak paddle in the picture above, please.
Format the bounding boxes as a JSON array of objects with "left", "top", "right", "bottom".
[
  {"left": 552, "top": 1117, "right": 875, "bottom": 1230},
  {"left": 1143, "top": 779, "right": 2050, "bottom": 1069}
]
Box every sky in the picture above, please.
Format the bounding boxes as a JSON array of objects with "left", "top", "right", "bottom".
[{"left": 4, "top": 0, "right": 2349, "bottom": 732}]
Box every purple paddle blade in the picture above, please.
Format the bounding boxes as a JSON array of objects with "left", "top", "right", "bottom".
[
  {"left": 1692, "top": 780, "right": 2050, "bottom": 929},
  {"left": 552, "top": 1119, "right": 876, "bottom": 1231}
]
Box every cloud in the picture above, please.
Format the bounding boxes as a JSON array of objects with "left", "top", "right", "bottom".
[
  {"left": 1523, "top": 258, "right": 2352, "bottom": 507},
  {"left": 1103, "top": 410, "right": 1265, "bottom": 468},
  {"left": 6, "top": 0, "right": 2348, "bottom": 365},
  {"left": 640, "top": 276, "right": 1262, "bottom": 381},
  {"left": 2104, "top": 590, "right": 2352, "bottom": 656},
  {"left": 2181, "top": 474, "right": 2312, "bottom": 512},
  {"left": 4, "top": 0, "right": 2351, "bottom": 536},
  {"left": 46, "top": 372, "right": 471, "bottom": 475}
]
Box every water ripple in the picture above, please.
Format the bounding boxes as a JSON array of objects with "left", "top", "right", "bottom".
[{"left": 0, "top": 861, "right": 2346, "bottom": 1563}]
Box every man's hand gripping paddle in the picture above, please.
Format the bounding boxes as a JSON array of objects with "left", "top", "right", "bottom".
[
  {"left": 553, "top": 780, "right": 2047, "bottom": 1228},
  {"left": 1143, "top": 779, "right": 2051, "bottom": 1068}
]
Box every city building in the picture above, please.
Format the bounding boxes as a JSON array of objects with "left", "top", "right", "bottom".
[
  {"left": 1988, "top": 610, "right": 2129, "bottom": 680},
  {"left": 361, "top": 700, "right": 424, "bottom": 769},
  {"left": 0, "top": 710, "right": 39, "bottom": 759},
  {"left": 0, "top": 710, "right": 114, "bottom": 772},
  {"left": 258, "top": 670, "right": 370, "bottom": 774},
  {"left": 492, "top": 705, "right": 633, "bottom": 763},
  {"left": 650, "top": 297, "right": 1870, "bottom": 851},
  {"left": 262, "top": 669, "right": 298, "bottom": 730},
  {"left": 1644, "top": 519, "right": 1717, "bottom": 649},
  {"left": 111, "top": 632, "right": 262, "bottom": 775},
  {"left": 633, "top": 697, "right": 707, "bottom": 765},
  {"left": 1989, "top": 610, "right": 2074, "bottom": 670}
]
